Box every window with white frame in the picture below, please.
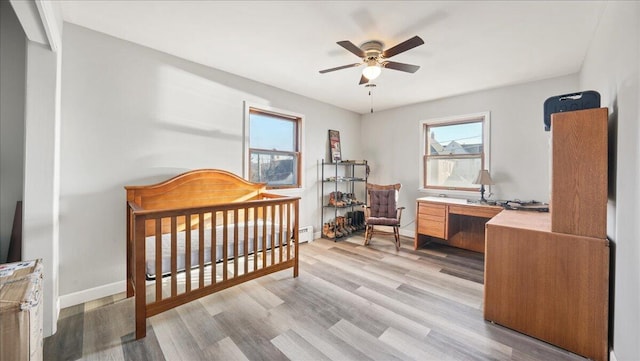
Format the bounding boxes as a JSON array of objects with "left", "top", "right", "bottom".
[
  {"left": 245, "top": 105, "right": 302, "bottom": 189},
  {"left": 421, "top": 112, "right": 490, "bottom": 191}
]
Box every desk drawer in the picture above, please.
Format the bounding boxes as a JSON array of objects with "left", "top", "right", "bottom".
[
  {"left": 418, "top": 213, "right": 445, "bottom": 223},
  {"left": 418, "top": 221, "right": 445, "bottom": 239},
  {"left": 417, "top": 202, "right": 447, "bottom": 238},
  {"left": 448, "top": 204, "right": 502, "bottom": 218},
  {"left": 418, "top": 203, "right": 446, "bottom": 217}
]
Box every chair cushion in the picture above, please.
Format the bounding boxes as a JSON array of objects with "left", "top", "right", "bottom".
[
  {"left": 369, "top": 189, "right": 396, "bottom": 218},
  {"left": 366, "top": 217, "right": 400, "bottom": 226}
]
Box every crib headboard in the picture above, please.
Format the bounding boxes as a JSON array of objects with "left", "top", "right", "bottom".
[
  {"left": 125, "top": 169, "right": 267, "bottom": 210},
  {"left": 126, "top": 169, "right": 272, "bottom": 237}
]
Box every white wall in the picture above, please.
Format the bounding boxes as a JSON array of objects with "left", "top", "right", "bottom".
[
  {"left": 0, "top": 0, "right": 26, "bottom": 262},
  {"left": 22, "top": 39, "right": 62, "bottom": 337},
  {"left": 59, "top": 23, "right": 361, "bottom": 299},
  {"left": 361, "top": 75, "right": 578, "bottom": 234},
  {"left": 7, "top": 0, "right": 65, "bottom": 338},
  {"left": 579, "top": 2, "right": 640, "bottom": 360}
]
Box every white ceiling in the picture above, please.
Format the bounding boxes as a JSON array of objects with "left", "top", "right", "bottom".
[{"left": 60, "top": 1, "right": 606, "bottom": 114}]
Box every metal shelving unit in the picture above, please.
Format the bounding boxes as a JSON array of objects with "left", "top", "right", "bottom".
[{"left": 319, "top": 159, "right": 368, "bottom": 240}]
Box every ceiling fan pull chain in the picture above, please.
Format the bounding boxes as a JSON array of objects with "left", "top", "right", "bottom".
[{"left": 366, "top": 83, "right": 376, "bottom": 113}]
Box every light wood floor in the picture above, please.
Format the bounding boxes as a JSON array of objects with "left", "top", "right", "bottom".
[{"left": 44, "top": 235, "right": 586, "bottom": 361}]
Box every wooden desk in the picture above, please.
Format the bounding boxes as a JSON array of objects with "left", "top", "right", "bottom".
[
  {"left": 414, "top": 197, "right": 502, "bottom": 252},
  {"left": 484, "top": 211, "right": 609, "bottom": 361}
]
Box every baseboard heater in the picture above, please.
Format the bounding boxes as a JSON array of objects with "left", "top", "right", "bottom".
[{"left": 298, "top": 226, "right": 313, "bottom": 243}]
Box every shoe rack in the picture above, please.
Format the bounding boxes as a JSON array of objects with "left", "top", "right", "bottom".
[{"left": 319, "top": 159, "right": 368, "bottom": 240}]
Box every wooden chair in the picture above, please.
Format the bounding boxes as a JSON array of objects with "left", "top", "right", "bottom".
[{"left": 363, "top": 183, "right": 405, "bottom": 250}]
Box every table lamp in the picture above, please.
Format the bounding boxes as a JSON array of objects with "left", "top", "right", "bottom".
[{"left": 473, "top": 169, "right": 494, "bottom": 202}]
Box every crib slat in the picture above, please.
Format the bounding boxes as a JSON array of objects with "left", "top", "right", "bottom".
[
  {"left": 262, "top": 206, "right": 267, "bottom": 268},
  {"left": 223, "top": 211, "right": 228, "bottom": 281},
  {"left": 185, "top": 214, "right": 191, "bottom": 293},
  {"left": 293, "top": 200, "right": 299, "bottom": 277},
  {"left": 286, "top": 203, "right": 291, "bottom": 261},
  {"left": 244, "top": 207, "right": 249, "bottom": 275},
  {"left": 211, "top": 212, "right": 216, "bottom": 284},
  {"left": 253, "top": 207, "right": 258, "bottom": 272},
  {"left": 271, "top": 205, "right": 276, "bottom": 266},
  {"left": 171, "top": 216, "right": 177, "bottom": 297},
  {"left": 278, "top": 204, "right": 283, "bottom": 263},
  {"left": 233, "top": 209, "right": 239, "bottom": 277},
  {"left": 155, "top": 219, "right": 162, "bottom": 302},
  {"left": 199, "top": 213, "right": 205, "bottom": 288}
]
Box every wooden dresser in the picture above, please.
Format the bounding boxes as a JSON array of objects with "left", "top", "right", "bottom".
[
  {"left": 415, "top": 197, "right": 502, "bottom": 253},
  {"left": 484, "top": 108, "right": 609, "bottom": 361}
]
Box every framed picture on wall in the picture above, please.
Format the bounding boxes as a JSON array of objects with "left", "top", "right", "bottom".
[{"left": 328, "top": 129, "right": 341, "bottom": 162}]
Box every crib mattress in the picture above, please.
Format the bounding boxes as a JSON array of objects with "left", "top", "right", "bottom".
[{"left": 145, "top": 220, "right": 285, "bottom": 277}]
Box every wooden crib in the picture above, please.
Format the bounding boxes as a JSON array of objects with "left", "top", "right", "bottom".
[{"left": 125, "top": 169, "right": 300, "bottom": 339}]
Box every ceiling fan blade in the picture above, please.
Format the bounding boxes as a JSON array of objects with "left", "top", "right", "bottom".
[
  {"left": 383, "top": 61, "right": 420, "bottom": 73},
  {"left": 382, "top": 35, "right": 424, "bottom": 58},
  {"left": 319, "top": 63, "right": 362, "bottom": 74},
  {"left": 359, "top": 75, "right": 369, "bottom": 85},
  {"left": 337, "top": 40, "right": 366, "bottom": 58}
]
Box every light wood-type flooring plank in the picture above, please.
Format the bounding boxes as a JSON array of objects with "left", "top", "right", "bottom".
[{"left": 44, "top": 235, "right": 586, "bottom": 361}]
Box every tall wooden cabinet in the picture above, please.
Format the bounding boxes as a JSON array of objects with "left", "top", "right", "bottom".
[
  {"left": 484, "top": 108, "right": 609, "bottom": 361},
  {"left": 551, "top": 108, "right": 608, "bottom": 237}
]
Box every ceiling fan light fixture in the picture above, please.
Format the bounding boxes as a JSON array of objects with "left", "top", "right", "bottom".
[
  {"left": 362, "top": 60, "right": 381, "bottom": 80},
  {"left": 319, "top": 36, "right": 424, "bottom": 85}
]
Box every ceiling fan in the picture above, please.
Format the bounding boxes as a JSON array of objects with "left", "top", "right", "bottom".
[{"left": 319, "top": 35, "right": 424, "bottom": 85}]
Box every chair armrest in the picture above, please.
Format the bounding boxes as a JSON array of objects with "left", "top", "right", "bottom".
[
  {"left": 363, "top": 204, "right": 370, "bottom": 218},
  {"left": 396, "top": 207, "right": 405, "bottom": 224}
]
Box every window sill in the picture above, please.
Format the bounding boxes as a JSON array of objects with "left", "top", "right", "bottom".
[{"left": 418, "top": 187, "right": 481, "bottom": 200}]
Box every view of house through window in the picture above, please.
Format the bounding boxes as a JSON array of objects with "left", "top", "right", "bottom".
[
  {"left": 248, "top": 107, "right": 301, "bottom": 188},
  {"left": 423, "top": 117, "right": 486, "bottom": 190}
]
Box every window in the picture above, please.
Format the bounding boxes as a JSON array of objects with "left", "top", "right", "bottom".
[
  {"left": 245, "top": 105, "right": 302, "bottom": 189},
  {"left": 421, "top": 112, "right": 490, "bottom": 191}
]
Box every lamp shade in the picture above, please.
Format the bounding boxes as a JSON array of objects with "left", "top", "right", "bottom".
[
  {"left": 362, "top": 60, "right": 381, "bottom": 80},
  {"left": 473, "top": 169, "right": 494, "bottom": 185}
]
